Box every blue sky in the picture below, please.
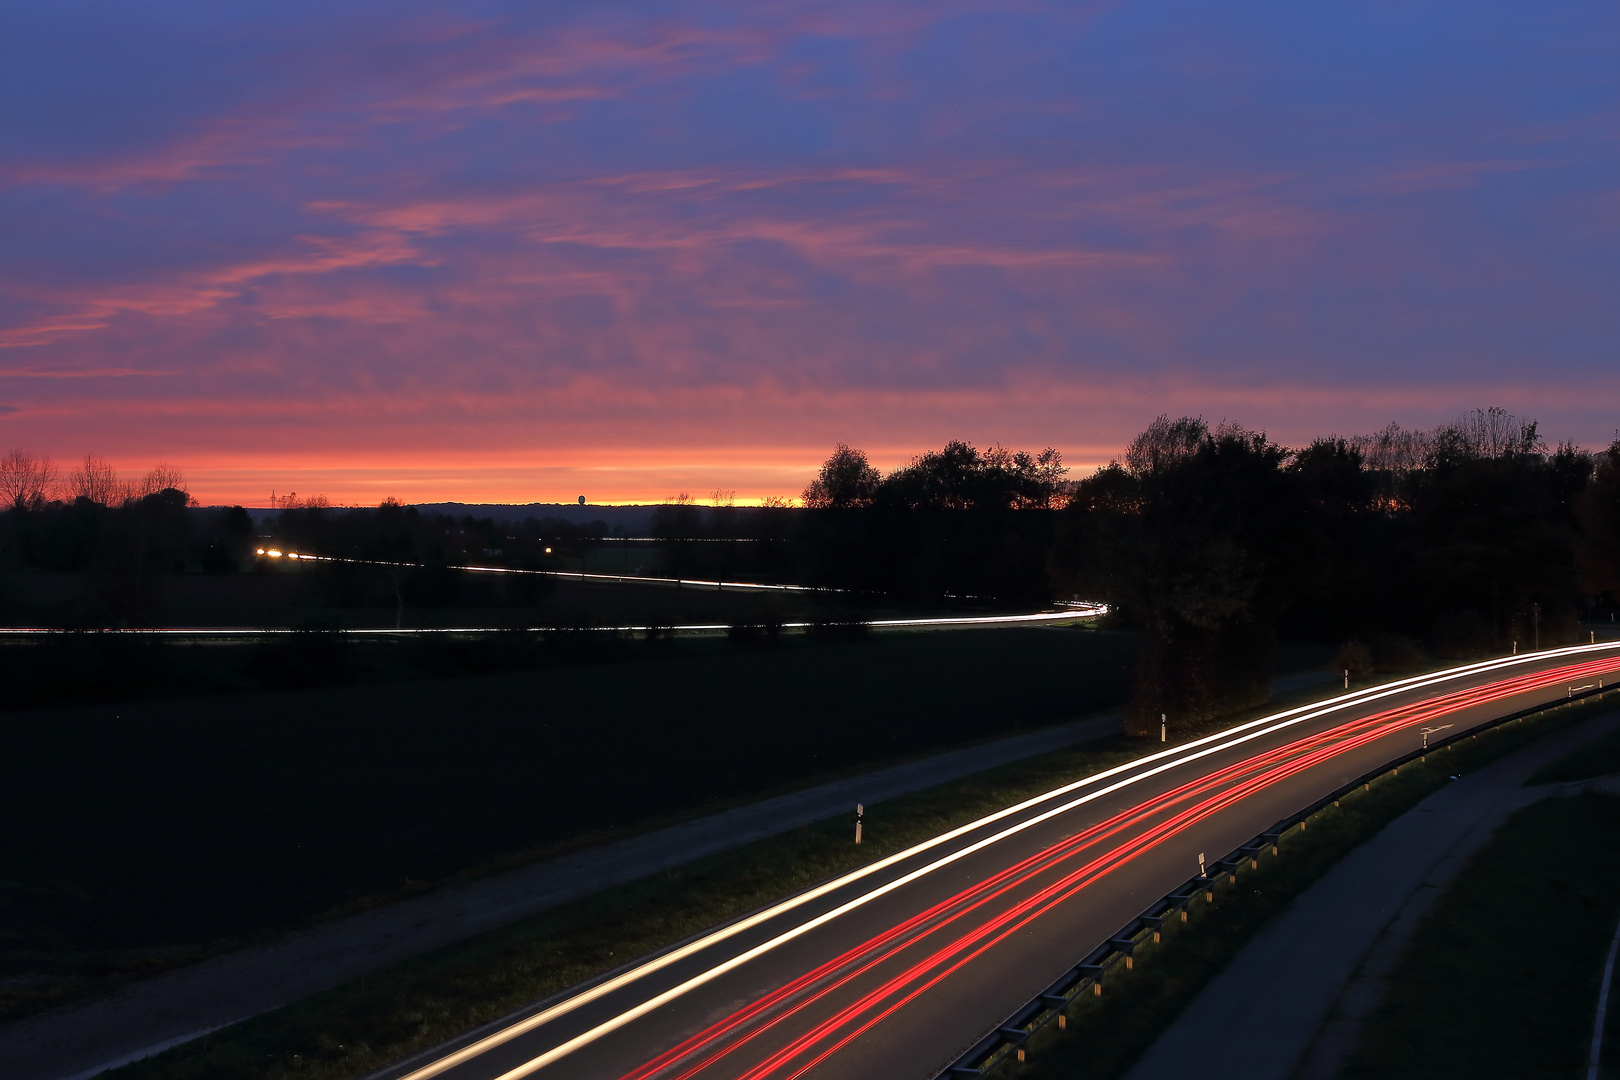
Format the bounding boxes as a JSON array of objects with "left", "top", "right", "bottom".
[{"left": 1, "top": 0, "right": 1616, "bottom": 502}]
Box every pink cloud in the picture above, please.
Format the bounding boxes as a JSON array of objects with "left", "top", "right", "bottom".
[{"left": 2, "top": 0, "right": 1616, "bottom": 503}]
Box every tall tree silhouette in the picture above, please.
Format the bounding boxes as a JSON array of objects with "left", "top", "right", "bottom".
[{"left": 1053, "top": 417, "right": 1305, "bottom": 734}]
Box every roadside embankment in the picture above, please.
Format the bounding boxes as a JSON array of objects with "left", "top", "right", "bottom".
[
  {"left": 1003, "top": 693, "right": 1620, "bottom": 1080},
  {"left": 1334, "top": 789, "right": 1620, "bottom": 1080}
]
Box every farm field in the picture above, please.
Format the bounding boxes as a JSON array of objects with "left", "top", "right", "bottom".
[{"left": 1, "top": 626, "right": 1139, "bottom": 1021}]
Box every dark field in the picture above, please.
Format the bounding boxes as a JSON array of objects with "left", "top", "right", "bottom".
[
  {"left": 0, "top": 569, "right": 955, "bottom": 710},
  {"left": 1343, "top": 793, "right": 1620, "bottom": 1080},
  {"left": 0, "top": 567, "right": 876, "bottom": 631},
  {"left": 1528, "top": 722, "right": 1620, "bottom": 785},
  {"left": 1, "top": 626, "right": 1135, "bottom": 1020}
]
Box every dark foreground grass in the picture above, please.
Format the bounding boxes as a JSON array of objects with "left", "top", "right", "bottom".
[
  {"left": 1337, "top": 792, "right": 1620, "bottom": 1080},
  {"left": 1008, "top": 694, "right": 1620, "bottom": 1080},
  {"left": 1528, "top": 722, "right": 1620, "bottom": 785},
  {"left": 0, "top": 627, "right": 1131, "bottom": 1023}
]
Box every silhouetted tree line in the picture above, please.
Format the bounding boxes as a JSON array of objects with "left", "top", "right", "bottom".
[
  {"left": 0, "top": 455, "right": 256, "bottom": 625},
  {"left": 7, "top": 409, "right": 1618, "bottom": 696},
  {"left": 793, "top": 441, "right": 1070, "bottom": 602},
  {"left": 0, "top": 461, "right": 619, "bottom": 622},
  {"left": 1049, "top": 409, "right": 1620, "bottom": 734}
]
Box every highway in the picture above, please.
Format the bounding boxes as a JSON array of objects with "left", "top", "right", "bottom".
[{"left": 385, "top": 643, "right": 1620, "bottom": 1080}]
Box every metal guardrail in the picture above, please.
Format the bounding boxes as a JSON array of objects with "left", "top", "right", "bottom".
[{"left": 934, "top": 679, "right": 1618, "bottom": 1077}]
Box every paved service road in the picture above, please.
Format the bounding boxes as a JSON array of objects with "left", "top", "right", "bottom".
[{"left": 382, "top": 644, "right": 1620, "bottom": 1080}]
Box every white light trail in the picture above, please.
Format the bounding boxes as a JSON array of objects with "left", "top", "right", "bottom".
[
  {"left": 396, "top": 641, "right": 1620, "bottom": 1080},
  {"left": 0, "top": 607, "right": 1107, "bottom": 637}
]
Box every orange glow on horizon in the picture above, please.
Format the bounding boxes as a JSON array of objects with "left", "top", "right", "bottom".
[{"left": 75, "top": 445, "right": 1120, "bottom": 508}]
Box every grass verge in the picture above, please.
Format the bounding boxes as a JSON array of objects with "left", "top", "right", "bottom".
[
  {"left": 1527, "top": 722, "right": 1620, "bottom": 785},
  {"left": 1007, "top": 691, "right": 1620, "bottom": 1080},
  {"left": 1336, "top": 791, "right": 1620, "bottom": 1080}
]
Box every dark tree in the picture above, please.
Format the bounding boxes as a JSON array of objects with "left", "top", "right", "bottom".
[
  {"left": 93, "top": 488, "right": 193, "bottom": 624},
  {"left": 803, "top": 445, "right": 881, "bottom": 509},
  {"left": 1052, "top": 417, "right": 1306, "bottom": 734},
  {"left": 1576, "top": 437, "right": 1620, "bottom": 602}
]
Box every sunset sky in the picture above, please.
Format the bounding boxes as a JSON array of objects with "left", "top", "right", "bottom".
[{"left": 3, "top": 1, "right": 1617, "bottom": 506}]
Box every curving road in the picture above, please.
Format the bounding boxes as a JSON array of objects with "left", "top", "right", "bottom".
[
  {"left": 0, "top": 607, "right": 1106, "bottom": 638},
  {"left": 384, "top": 643, "right": 1620, "bottom": 1080}
]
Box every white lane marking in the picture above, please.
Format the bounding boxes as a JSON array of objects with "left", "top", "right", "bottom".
[{"left": 400, "top": 642, "right": 1620, "bottom": 1080}]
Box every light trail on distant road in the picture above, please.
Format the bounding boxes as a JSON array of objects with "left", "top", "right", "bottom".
[
  {"left": 0, "top": 607, "right": 1105, "bottom": 637},
  {"left": 253, "top": 546, "right": 823, "bottom": 593}
]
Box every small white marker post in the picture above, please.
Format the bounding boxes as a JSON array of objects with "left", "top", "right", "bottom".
[
  {"left": 854, "top": 803, "right": 863, "bottom": 845},
  {"left": 1343, "top": 668, "right": 1349, "bottom": 690},
  {"left": 1198, "top": 852, "right": 1206, "bottom": 877},
  {"left": 1160, "top": 713, "right": 1167, "bottom": 743}
]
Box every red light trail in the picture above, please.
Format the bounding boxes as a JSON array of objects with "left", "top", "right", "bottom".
[{"left": 619, "top": 656, "right": 1618, "bottom": 1080}]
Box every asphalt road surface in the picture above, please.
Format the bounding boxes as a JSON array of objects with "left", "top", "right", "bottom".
[{"left": 381, "top": 643, "right": 1620, "bottom": 1080}]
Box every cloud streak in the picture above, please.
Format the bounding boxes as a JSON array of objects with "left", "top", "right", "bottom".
[{"left": 1, "top": 0, "right": 1617, "bottom": 503}]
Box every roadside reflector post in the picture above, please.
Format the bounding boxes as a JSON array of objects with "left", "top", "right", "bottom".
[
  {"left": 854, "top": 804, "right": 863, "bottom": 845},
  {"left": 1154, "top": 930, "right": 1162, "bottom": 943},
  {"left": 1161, "top": 713, "right": 1167, "bottom": 743},
  {"left": 1126, "top": 955, "right": 1134, "bottom": 970},
  {"left": 1272, "top": 844, "right": 1279, "bottom": 856},
  {"left": 1017, "top": 1048, "right": 1026, "bottom": 1063},
  {"left": 1059, "top": 1013, "right": 1067, "bottom": 1030},
  {"left": 1094, "top": 982, "right": 1102, "bottom": 996},
  {"left": 1181, "top": 910, "right": 1188, "bottom": 923},
  {"left": 1343, "top": 668, "right": 1349, "bottom": 689},
  {"left": 1198, "top": 851, "right": 1206, "bottom": 877}
]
